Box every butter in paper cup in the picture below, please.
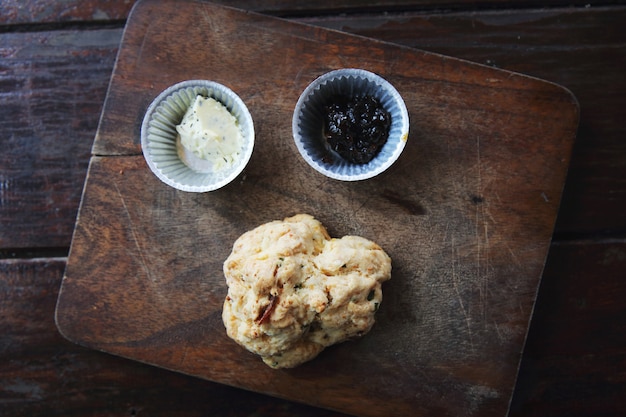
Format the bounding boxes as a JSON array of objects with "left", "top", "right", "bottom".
[
  {"left": 141, "top": 80, "right": 254, "bottom": 192},
  {"left": 292, "top": 68, "right": 409, "bottom": 181}
]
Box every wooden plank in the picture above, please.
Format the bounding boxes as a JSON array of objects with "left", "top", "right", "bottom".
[
  {"left": 3, "top": 247, "right": 624, "bottom": 416},
  {"left": 1, "top": 2, "right": 624, "bottom": 417},
  {"left": 510, "top": 241, "right": 626, "bottom": 417},
  {"left": 0, "top": 29, "right": 120, "bottom": 250},
  {"left": 303, "top": 6, "right": 626, "bottom": 236},
  {"left": 55, "top": 1, "right": 577, "bottom": 416},
  {"left": 0, "top": 0, "right": 609, "bottom": 25},
  {"left": 0, "top": 0, "right": 134, "bottom": 24},
  {"left": 0, "top": 258, "right": 349, "bottom": 417},
  {"left": 2, "top": 7, "right": 625, "bottom": 250}
]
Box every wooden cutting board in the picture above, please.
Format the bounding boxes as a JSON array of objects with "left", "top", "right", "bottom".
[{"left": 55, "top": 0, "right": 579, "bottom": 416}]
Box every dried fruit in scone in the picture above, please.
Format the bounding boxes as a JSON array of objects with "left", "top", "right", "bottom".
[{"left": 222, "top": 214, "right": 391, "bottom": 368}]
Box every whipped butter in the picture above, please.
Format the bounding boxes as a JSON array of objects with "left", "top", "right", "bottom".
[{"left": 176, "top": 95, "right": 243, "bottom": 172}]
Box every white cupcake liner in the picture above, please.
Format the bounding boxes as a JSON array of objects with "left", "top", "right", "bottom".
[
  {"left": 141, "top": 80, "right": 254, "bottom": 192},
  {"left": 292, "top": 69, "right": 409, "bottom": 181}
]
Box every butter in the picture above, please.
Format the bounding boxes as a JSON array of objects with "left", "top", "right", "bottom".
[{"left": 176, "top": 95, "right": 243, "bottom": 171}]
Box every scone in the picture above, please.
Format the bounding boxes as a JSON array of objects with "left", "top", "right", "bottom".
[{"left": 222, "top": 214, "right": 391, "bottom": 368}]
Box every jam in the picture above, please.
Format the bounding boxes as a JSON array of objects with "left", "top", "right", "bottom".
[{"left": 323, "top": 94, "right": 391, "bottom": 164}]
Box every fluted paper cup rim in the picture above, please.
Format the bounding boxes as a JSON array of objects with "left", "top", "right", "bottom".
[
  {"left": 292, "top": 69, "right": 409, "bottom": 181},
  {"left": 141, "top": 79, "right": 254, "bottom": 192}
]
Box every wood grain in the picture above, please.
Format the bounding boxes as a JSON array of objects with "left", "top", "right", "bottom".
[
  {"left": 3, "top": 241, "right": 626, "bottom": 416},
  {"left": 0, "top": 258, "right": 348, "bottom": 417},
  {"left": 509, "top": 241, "right": 626, "bottom": 417},
  {"left": 304, "top": 6, "right": 626, "bottom": 236},
  {"left": 2, "top": 2, "right": 626, "bottom": 416},
  {"left": 55, "top": 1, "right": 577, "bottom": 416},
  {"left": 0, "top": 0, "right": 606, "bottom": 25},
  {"left": 0, "top": 0, "right": 133, "bottom": 24},
  {"left": 2, "top": 7, "right": 625, "bottom": 251},
  {"left": 0, "top": 29, "right": 119, "bottom": 249}
]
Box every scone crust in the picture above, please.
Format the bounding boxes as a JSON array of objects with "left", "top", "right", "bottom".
[{"left": 222, "top": 214, "right": 391, "bottom": 368}]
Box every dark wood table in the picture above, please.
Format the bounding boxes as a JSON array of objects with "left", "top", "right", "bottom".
[{"left": 1, "top": 1, "right": 625, "bottom": 416}]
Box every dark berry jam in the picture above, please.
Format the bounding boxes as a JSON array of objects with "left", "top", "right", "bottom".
[{"left": 323, "top": 95, "right": 391, "bottom": 164}]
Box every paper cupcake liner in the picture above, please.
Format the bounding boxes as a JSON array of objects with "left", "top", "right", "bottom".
[
  {"left": 141, "top": 80, "right": 254, "bottom": 192},
  {"left": 292, "top": 69, "right": 409, "bottom": 181}
]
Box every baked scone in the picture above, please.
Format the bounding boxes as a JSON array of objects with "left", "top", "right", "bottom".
[{"left": 222, "top": 214, "right": 391, "bottom": 368}]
